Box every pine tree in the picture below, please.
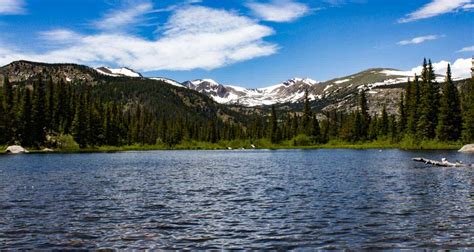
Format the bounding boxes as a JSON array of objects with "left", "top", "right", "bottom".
[
  {"left": 462, "top": 70, "right": 474, "bottom": 142},
  {"left": 72, "top": 93, "right": 88, "bottom": 148},
  {"left": 291, "top": 115, "right": 299, "bottom": 139},
  {"left": 353, "top": 111, "right": 363, "bottom": 142},
  {"left": 436, "top": 64, "right": 462, "bottom": 141},
  {"left": 417, "top": 59, "right": 439, "bottom": 140},
  {"left": 359, "top": 91, "right": 370, "bottom": 140},
  {"left": 32, "top": 77, "right": 47, "bottom": 146},
  {"left": 398, "top": 92, "right": 407, "bottom": 134},
  {"left": 19, "top": 88, "right": 33, "bottom": 146},
  {"left": 406, "top": 76, "right": 420, "bottom": 135},
  {"left": 0, "top": 88, "right": 6, "bottom": 144},
  {"left": 379, "top": 105, "right": 389, "bottom": 137},
  {"left": 310, "top": 114, "right": 321, "bottom": 143},
  {"left": 3, "top": 76, "right": 15, "bottom": 143},
  {"left": 302, "top": 90, "right": 311, "bottom": 134},
  {"left": 46, "top": 76, "right": 56, "bottom": 131},
  {"left": 88, "top": 101, "right": 104, "bottom": 146},
  {"left": 270, "top": 105, "right": 280, "bottom": 143}
]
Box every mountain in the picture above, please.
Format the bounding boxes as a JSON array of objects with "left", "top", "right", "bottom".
[
  {"left": 0, "top": 60, "right": 249, "bottom": 125},
  {"left": 1, "top": 60, "right": 468, "bottom": 118},
  {"left": 180, "top": 69, "right": 418, "bottom": 109},
  {"left": 0, "top": 60, "right": 100, "bottom": 84},
  {"left": 180, "top": 67, "right": 461, "bottom": 116},
  {"left": 183, "top": 78, "right": 320, "bottom": 106}
]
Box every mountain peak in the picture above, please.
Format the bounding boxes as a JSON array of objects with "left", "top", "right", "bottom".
[{"left": 283, "top": 77, "right": 319, "bottom": 86}]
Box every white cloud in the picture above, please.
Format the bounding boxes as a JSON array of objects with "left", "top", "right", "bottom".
[
  {"left": 0, "top": 6, "right": 278, "bottom": 71},
  {"left": 397, "top": 35, "right": 441, "bottom": 45},
  {"left": 94, "top": 1, "right": 153, "bottom": 30},
  {"left": 399, "top": 0, "right": 472, "bottom": 23},
  {"left": 462, "top": 3, "right": 474, "bottom": 9},
  {"left": 393, "top": 58, "right": 472, "bottom": 80},
  {"left": 39, "top": 29, "right": 83, "bottom": 44},
  {"left": 457, "top": 45, "right": 474, "bottom": 52},
  {"left": 0, "top": 0, "right": 25, "bottom": 15},
  {"left": 246, "top": 0, "right": 310, "bottom": 22}
]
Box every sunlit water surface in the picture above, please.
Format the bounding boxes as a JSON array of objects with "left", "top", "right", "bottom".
[{"left": 0, "top": 149, "right": 473, "bottom": 249}]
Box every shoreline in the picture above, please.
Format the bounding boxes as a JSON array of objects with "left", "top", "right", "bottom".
[{"left": 2, "top": 142, "right": 463, "bottom": 154}]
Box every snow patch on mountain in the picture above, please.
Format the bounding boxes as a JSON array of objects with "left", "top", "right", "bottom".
[
  {"left": 334, "top": 79, "right": 350, "bottom": 84},
  {"left": 96, "top": 67, "right": 142, "bottom": 77},
  {"left": 150, "top": 77, "right": 183, "bottom": 87}
]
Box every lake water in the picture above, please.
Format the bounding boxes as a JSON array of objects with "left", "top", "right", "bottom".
[{"left": 0, "top": 149, "right": 473, "bottom": 250}]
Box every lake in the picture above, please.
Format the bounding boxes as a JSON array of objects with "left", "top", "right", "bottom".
[{"left": 0, "top": 149, "right": 473, "bottom": 250}]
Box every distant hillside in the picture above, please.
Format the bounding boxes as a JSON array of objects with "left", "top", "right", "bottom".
[{"left": 0, "top": 60, "right": 249, "bottom": 125}]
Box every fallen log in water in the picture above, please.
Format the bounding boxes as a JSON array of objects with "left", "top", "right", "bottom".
[{"left": 412, "top": 157, "right": 467, "bottom": 167}]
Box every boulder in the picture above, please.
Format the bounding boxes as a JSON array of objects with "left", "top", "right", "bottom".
[
  {"left": 42, "top": 148, "right": 54, "bottom": 152},
  {"left": 459, "top": 144, "right": 474, "bottom": 153},
  {"left": 5, "top": 145, "right": 29, "bottom": 154}
]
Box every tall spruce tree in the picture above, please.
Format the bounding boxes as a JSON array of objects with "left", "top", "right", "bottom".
[
  {"left": 302, "top": 90, "right": 311, "bottom": 134},
  {"left": 417, "top": 59, "right": 439, "bottom": 140},
  {"left": 398, "top": 92, "right": 407, "bottom": 134},
  {"left": 436, "top": 64, "right": 462, "bottom": 141},
  {"left": 32, "top": 77, "right": 47, "bottom": 146},
  {"left": 406, "top": 76, "right": 420, "bottom": 135},
  {"left": 46, "top": 76, "right": 56, "bottom": 131},
  {"left": 310, "top": 114, "right": 321, "bottom": 143},
  {"left": 19, "top": 88, "right": 33, "bottom": 146},
  {"left": 462, "top": 70, "right": 474, "bottom": 142},
  {"left": 379, "top": 105, "right": 389, "bottom": 137},
  {"left": 3, "top": 77, "right": 15, "bottom": 143},
  {"left": 359, "top": 91, "right": 370, "bottom": 140},
  {"left": 0, "top": 88, "right": 5, "bottom": 144},
  {"left": 270, "top": 105, "right": 280, "bottom": 143},
  {"left": 72, "top": 93, "right": 88, "bottom": 148}
]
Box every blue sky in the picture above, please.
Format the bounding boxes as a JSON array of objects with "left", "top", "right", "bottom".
[{"left": 0, "top": 0, "right": 473, "bottom": 87}]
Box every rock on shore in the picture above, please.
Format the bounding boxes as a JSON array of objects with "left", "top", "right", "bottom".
[
  {"left": 459, "top": 144, "right": 474, "bottom": 153},
  {"left": 5, "top": 145, "right": 29, "bottom": 154}
]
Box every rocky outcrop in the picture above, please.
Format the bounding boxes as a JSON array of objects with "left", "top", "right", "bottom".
[
  {"left": 459, "top": 144, "right": 474, "bottom": 153},
  {"left": 5, "top": 145, "right": 29, "bottom": 154}
]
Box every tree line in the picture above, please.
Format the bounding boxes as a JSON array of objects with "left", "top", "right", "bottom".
[
  {"left": 0, "top": 58, "right": 473, "bottom": 149},
  {"left": 0, "top": 77, "right": 247, "bottom": 148}
]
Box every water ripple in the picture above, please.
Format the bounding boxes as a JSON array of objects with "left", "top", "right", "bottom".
[{"left": 0, "top": 149, "right": 473, "bottom": 250}]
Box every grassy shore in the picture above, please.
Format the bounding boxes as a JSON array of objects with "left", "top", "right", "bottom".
[{"left": 3, "top": 138, "right": 463, "bottom": 154}]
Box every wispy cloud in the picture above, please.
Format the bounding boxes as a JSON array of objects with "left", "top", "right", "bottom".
[
  {"left": 246, "top": 0, "right": 310, "bottom": 22},
  {"left": 0, "top": 6, "right": 278, "bottom": 71},
  {"left": 0, "top": 0, "right": 25, "bottom": 15},
  {"left": 457, "top": 45, "right": 474, "bottom": 52},
  {"left": 399, "top": 0, "right": 472, "bottom": 23},
  {"left": 397, "top": 35, "right": 441, "bottom": 45},
  {"left": 462, "top": 3, "right": 474, "bottom": 9},
  {"left": 94, "top": 1, "right": 153, "bottom": 31}
]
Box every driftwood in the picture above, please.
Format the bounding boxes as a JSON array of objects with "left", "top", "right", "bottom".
[{"left": 412, "top": 157, "right": 470, "bottom": 167}]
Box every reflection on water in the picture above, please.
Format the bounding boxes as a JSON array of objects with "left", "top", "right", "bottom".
[{"left": 0, "top": 149, "right": 473, "bottom": 249}]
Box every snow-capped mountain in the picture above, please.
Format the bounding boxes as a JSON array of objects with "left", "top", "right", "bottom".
[
  {"left": 91, "top": 57, "right": 471, "bottom": 107},
  {"left": 96, "top": 67, "right": 142, "bottom": 77},
  {"left": 183, "top": 77, "right": 320, "bottom": 106}
]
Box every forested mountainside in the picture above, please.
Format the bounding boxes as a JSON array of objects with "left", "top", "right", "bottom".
[
  {"left": 0, "top": 59, "right": 473, "bottom": 150},
  {"left": 0, "top": 61, "right": 254, "bottom": 148},
  {"left": 0, "top": 60, "right": 247, "bottom": 123}
]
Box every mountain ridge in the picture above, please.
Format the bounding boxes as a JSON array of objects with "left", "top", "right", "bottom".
[{"left": 1, "top": 59, "right": 470, "bottom": 114}]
